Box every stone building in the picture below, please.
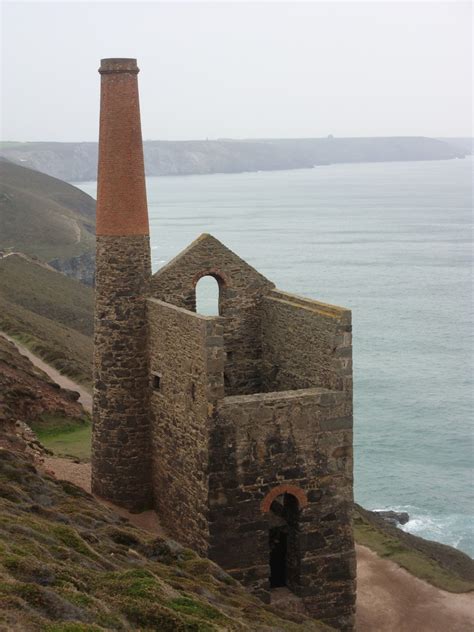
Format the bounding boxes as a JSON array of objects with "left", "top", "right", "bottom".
[{"left": 92, "top": 58, "right": 356, "bottom": 631}]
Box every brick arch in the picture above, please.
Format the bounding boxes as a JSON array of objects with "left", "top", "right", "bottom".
[
  {"left": 192, "top": 267, "right": 230, "bottom": 289},
  {"left": 260, "top": 484, "right": 308, "bottom": 513}
]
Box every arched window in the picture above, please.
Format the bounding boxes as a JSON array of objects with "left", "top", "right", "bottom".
[{"left": 195, "top": 275, "right": 220, "bottom": 316}]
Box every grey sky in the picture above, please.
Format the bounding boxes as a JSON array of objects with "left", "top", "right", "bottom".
[{"left": 1, "top": 1, "right": 472, "bottom": 142}]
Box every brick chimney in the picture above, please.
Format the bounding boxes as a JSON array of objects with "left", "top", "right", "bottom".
[{"left": 91, "top": 58, "right": 152, "bottom": 511}]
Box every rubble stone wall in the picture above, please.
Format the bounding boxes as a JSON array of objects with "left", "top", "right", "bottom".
[
  {"left": 148, "top": 298, "right": 224, "bottom": 554},
  {"left": 262, "top": 290, "right": 352, "bottom": 394},
  {"left": 151, "top": 234, "right": 274, "bottom": 395}
]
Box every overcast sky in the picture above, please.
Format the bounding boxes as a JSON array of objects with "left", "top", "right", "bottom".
[{"left": 1, "top": 1, "right": 472, "bottom": 142}]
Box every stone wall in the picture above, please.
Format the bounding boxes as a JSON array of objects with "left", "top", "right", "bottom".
[
  {"left": 91, "top": 235, "right": 152, "bottom": 511},
  {"left": 262, "top": 290, "right": 352, "bottom": 394},
  {"left": 151, "top": 234, "right": 274, "bottom": 395},
  {"left": 148, "top": 298, "right": 224, "bottom": 554},
  {"left": 209, "top": 388, "right": 355, "bottom": 631}
]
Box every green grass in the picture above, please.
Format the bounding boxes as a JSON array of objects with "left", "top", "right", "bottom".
[
  {"left": 354, "top": 509, "right": 474, "bottom": 593},
  {"left": 31, "top": 415, "right": 91, "bottom": 462},
  {"left": 168, "top": 596, "right": 224, "bottom": 622}
]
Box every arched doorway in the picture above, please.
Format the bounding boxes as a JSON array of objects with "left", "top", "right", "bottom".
[
  {"left": 268, "top": 493, "right": 300, "bottom": 590},
  {"left": 261, "top": 484, "right": 307, "bottom": 592}
]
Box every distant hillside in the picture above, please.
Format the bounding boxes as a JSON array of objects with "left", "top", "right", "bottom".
[
  {"left": 0, "top": 255, "right": 93, "bottom": 386},
  {"left": 437, "top": 137, "right": 473, "bottom": 154},
  {"left": 0, "top": 136, "right": 468, "bottom": 183},
  {"left": 0, "top": 159, "right": 96, "bottom": 284}
]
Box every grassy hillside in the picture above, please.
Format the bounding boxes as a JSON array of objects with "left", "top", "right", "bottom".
[
  {"left": 0, "top": 450, "right": 330, "bottom": 631},
  {"left": 0, "top": 335, "right": 86, "bottom": 425},
  {"left": 0, "top": 159, "right": 95, "bottom": 263},
  {"left": 0, "top": 256, "right": 93, "bottom": 386}
]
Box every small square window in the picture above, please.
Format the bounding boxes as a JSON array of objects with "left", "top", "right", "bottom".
[{"left": 152, "top": 373, "right": 161, "bottom": 390}]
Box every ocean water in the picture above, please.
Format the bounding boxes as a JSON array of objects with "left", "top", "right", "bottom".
[{"left": 78, "top": 157, "right": 473, "bottom": 556}]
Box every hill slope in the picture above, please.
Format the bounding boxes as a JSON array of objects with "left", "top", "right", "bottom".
[
  {"left": 0, "top": 160, "right": 96, "bottom": 284},
  {"left": 0, "top": 448, "right": 329, "bottom": 631},
  {"left": 0, "top": 255, "right": 93, "bottom": 386},
  {"left": 0, "top": 137, "right": 468, "bottom": 182}
]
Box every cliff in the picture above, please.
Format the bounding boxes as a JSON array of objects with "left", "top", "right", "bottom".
[{"left": 0, "top": 136, "right": 468, "bottom": 183}]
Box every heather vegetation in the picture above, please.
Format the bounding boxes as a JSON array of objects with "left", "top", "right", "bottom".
[{"left": 0, "top": 450, "right": 330, "bottom": 631}]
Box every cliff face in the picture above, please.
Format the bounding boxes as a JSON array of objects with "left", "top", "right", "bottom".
[
  {"left": 49, "top": 251, "right": 95, "bottom": 287},
  {"left": 1, "top": 136, "right": 468, "bottom": 182}
]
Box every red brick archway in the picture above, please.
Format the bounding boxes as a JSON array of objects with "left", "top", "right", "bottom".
[
  {"left": 192, "top": 267, "right": 229, "bottom": 289},
  {"left": 260, "top": 484, "right": 308, "bottom": 513}
]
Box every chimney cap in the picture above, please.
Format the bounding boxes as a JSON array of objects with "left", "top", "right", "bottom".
[{"left": 99, "top": 58, "right": 139, "bottom": 74}]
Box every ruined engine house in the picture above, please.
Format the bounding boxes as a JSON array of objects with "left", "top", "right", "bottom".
[{"left": 92, "top": 58, "right": 356, "bottom": 631}]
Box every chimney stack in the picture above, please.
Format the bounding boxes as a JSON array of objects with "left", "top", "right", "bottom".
[{"left": 91, "top": 58, "right": 152, "bottom": 511}]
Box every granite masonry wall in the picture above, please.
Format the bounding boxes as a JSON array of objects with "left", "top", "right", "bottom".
[
  {"left": 209, "top": 388, "right": 355, "bottom": 631},
  {"left": 262, "top": 290, "right": 352, "bottom": 394},
  {"left": 92, "top": 235, "right": 152, "bottom": 511},
  {"left": 147, "top": 298, "right": 224, "bottom": 554},
  {"left": 151, "top": 234, "right": 274, "bottom": 395}
]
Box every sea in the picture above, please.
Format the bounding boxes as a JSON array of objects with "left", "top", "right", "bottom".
[{"left": 77, "top": 156, "right": 474, "bottom": 557}]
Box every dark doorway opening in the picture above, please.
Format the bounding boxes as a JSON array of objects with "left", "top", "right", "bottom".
[
  {"left": 270, "top": 526, "right": 287, "bottom": 587},
  {"left": 269, "top": 494, "right": 300, "bottom": 590}
]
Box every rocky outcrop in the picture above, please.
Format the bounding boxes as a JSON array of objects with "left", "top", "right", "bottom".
[
  {"left": 373, "top": 510, "right": 410, "bottom": 526},
  {"left": 1, "top": 136, "right": 467, "bottom": 182},
  {"left": 49, "top": 251, "right": 95, "bottom": 286}
]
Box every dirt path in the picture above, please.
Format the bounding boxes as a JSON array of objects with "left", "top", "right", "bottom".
[
  {"left": 356, "top": 544, "right": 474, "bottom": 632},
  {"left": 0, "top": 251, "right": 58, "bottom": 272},
  {"left": 61, "top": 215, "right": 81, "bottom": 244},
  {"left": 1, "top": 333, "right": 92, "bottom": 412},
  {"left": 43, "top": 456, "right": 474, "bottom": 632},
  {"left": 43, "top": 457, "right": 165, "bottom": 536}
]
